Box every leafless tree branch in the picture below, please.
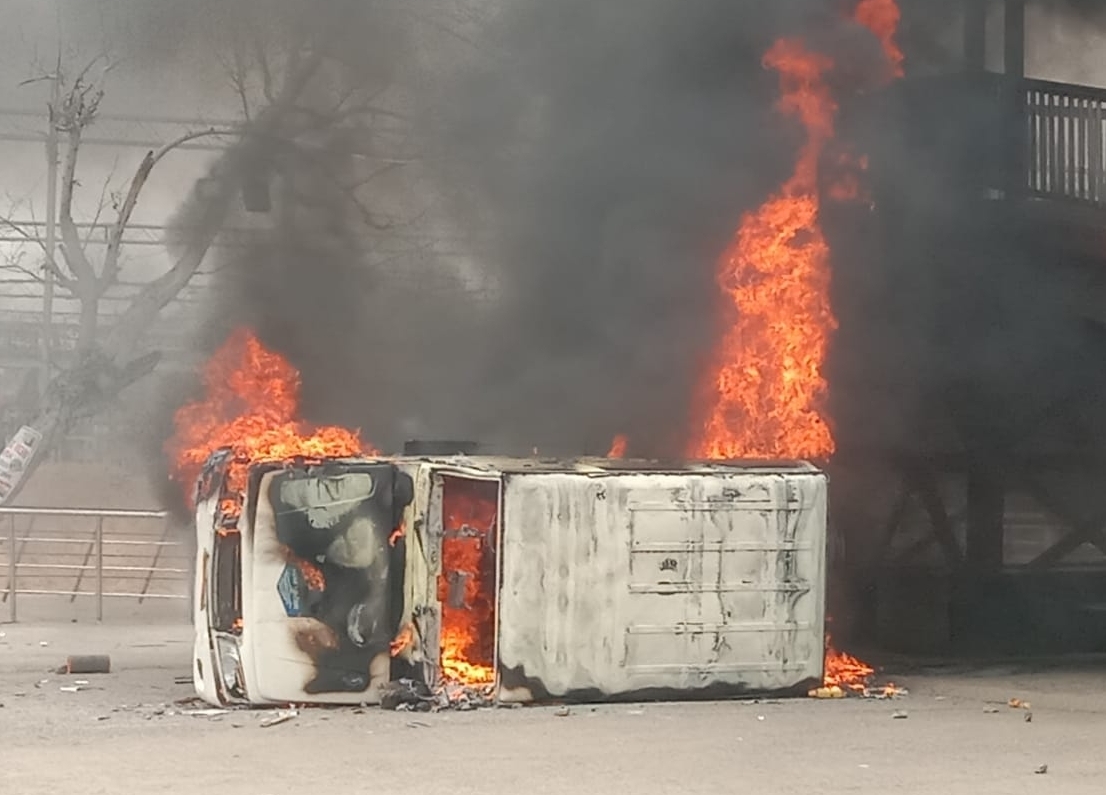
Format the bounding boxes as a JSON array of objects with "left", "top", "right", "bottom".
[
  {"left": 0, "top": 217, "right": 75, "bottom": 290},
  {"left": 82, "top": 163, "right": 118, "bottom": 248},
  {"left": 100, "top": 128, "right": 241, "bottom": 291}
]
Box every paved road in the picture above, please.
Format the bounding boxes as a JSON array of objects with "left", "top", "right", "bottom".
[{"left": 2, "top": 622, "right": 1104, "bottom": 794}]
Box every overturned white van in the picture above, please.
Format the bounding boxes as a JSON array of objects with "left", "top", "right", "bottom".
[{"left": 191, "top": 453, "right": 828, "bottom": 706}]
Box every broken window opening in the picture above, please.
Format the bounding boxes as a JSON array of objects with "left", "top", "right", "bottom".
[
  {"left": 211, "top": 531, "right": 242, "bottom": 634},
  {"left": 437, "top": 476, "right": 499, "bottom": 685}
]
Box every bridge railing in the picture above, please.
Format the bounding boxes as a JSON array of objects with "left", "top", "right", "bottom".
[
  {"left": 1023, "top": 77, "right": 1106, "bottom": 205},
  {"left": 0, "top": 506, "right": 189, "bottom": 622}
]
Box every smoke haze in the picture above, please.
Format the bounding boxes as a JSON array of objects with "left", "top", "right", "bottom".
[{"left": 32, "top": 0, "right": 1097, "bottom": 495}]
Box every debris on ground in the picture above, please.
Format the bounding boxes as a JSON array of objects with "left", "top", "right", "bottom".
[
  {"left": 891, "top": 710, "right": 908, "bottom": 719},
  {"left": 807, "top": 683, "right": 907, "bottom": 700},
  {"left": 1034, "top": 764, "right": 1049, "bottom": 775},
  {"left": 380, "top": 678, "right": 496, "bottom": 712},
  {"left": 65, "top": 655, "right": 111, "bottom": 674},
  {"left": 1024, "top": 711, "right": 1033, "bottom": 723},
  {"left": 554, "top": 705, "right": 571, "bottom": 717},
  {"left": 183, "top": 708, "right": 230, "bottom": 717},
  {"left": 59, "top": 685, "right": 83, "bottom": 693},
  {"left": 984, "top": 707, "right": 1000, "bottom": 714},
  {"left": 380, "top": 678, "right": 436, "bottom": 711},
  {"left": 259, "top": 709, "right": 297, "bottom": 728}
]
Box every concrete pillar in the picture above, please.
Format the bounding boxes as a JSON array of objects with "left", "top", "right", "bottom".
[
  {"left": 1004, "top": 0, "right": 1025, "bottom": 78},
  {"left": 964, "top": 0, "right": 987, "bottom": 72}
]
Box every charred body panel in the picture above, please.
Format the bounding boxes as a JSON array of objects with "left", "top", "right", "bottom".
[
  {"left": 495, "top": 468, "right": 827, "bottom": 702},
  {"left": 264, "top": 462, "right": 413, "bottom": 694}
]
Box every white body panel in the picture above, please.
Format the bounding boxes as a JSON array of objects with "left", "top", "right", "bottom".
[{"left": 496, "top": 467, "right": 826, "bottom": 699}]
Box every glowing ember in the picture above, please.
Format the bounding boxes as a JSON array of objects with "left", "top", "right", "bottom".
[
  {"left": 293, "top": 556, "right": 326, "bottom": 592},
  {"left": 823, "top": 642, "right": 875, "bottom": 690},
  {"left": 437, "top": 477, "right": 497, "bottom": 685},
  {"left": 607, "top": 434, "right": 628, "bottom": 458},
  {"left": 166, "top": 327, "right": 369, "bottom": 506},
  {"left": 390, "top": 623, "right": 415, "bottom": 657}
]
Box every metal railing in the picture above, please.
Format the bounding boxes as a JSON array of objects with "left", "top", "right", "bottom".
[
  {"left": 0, "top": 506, "right": 188, "bottom": 622},
  {"left": 1024, "top": 77, "right": 1106, "bottom": 205}
]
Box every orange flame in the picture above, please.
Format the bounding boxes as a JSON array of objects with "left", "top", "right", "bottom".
[
  {"left": 690, "top": 5, "right": 902, "bottom": 687},
  {"left": 688, "top": 38, "right": 838, "bottom": 461},
  {"left": 607, "top": 434, "right": 628, "bottom": 459},
  {"left": 823, "top": 639, "right": 875, "bottom": 690},
  {"left": 437, "top": 477, "right": 497, "bottom": 685},
  {"left": 166, "top": 328, "right": 370, "bottom": 506},
  {"left": 390, "top": 623, "right": 415, "bottom": 657},
  {"left": 853, "top": 0, "right": 905, "bottom": 79}
]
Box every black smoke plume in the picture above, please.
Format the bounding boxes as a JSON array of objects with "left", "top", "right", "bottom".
[{"left": 140, "top": 0, "right": 898, "bottom": 467}]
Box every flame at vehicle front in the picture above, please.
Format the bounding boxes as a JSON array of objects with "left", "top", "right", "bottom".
[{"left": 166, "top": 327, "right": 370, "bottom": 509}]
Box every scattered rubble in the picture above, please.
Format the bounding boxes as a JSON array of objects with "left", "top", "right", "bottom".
[
  {"left": 1034, "top": 764, "right": 1049, "bottom": 775},
  {"left": 891, "top": 710, "right": 908, "bottom": 719},
  {"left": 65, "top": 655, "right": 111, "bottom": 674},
  {"left": 259, "top": 709, "right": 297, "bottom": 728},
  {"left": 184, "top": 708, "right": 231, "bottom": 718},
  {"left": 553, "top": 705, "right": 571, "bottom": 717},
  {"left": 380, "top": 678, "right": 496, "bottom": 712},
  {"left": 808, "top": 683, "right": 907, "bottom": 700}
]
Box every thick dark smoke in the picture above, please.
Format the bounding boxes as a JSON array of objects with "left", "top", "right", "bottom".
[
  {"left": 1052, "top": 0, "right": 1106, "bottom": 19},
  {"left": 407, "top": 0, "right": 889, "bottom": 457},
  {"left": 136, "top": 0, "right": 896, "bottom": 468},
  {"left": 131, "top": 0, "right": 1104, "bottom": 491}
]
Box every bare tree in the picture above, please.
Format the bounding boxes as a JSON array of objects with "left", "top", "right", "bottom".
[{"left": 0, "top": 7, "right": 416, "bottom": 503}]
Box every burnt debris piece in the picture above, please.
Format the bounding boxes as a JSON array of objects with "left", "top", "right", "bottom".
[
  {"left": 65, "top": 655, "right": 112, "bottom": 675},
  {"left": 380, "top": 678, "right": 496, "bottom": 712}
]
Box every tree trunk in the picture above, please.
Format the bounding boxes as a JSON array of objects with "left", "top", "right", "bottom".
[{"left": 0, "top": 349, "right": 160, "bottom": 506}]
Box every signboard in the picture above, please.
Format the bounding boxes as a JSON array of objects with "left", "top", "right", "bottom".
[{"left": 0, "top": 425, "right": 43, "bottom": 503}]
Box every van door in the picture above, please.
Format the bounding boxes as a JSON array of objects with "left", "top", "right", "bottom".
[{"left": 496, "top": 469, "right": 827, "bottom": 701}]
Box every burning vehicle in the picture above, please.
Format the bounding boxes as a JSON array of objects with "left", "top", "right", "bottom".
[
  {"left": 190, "top": 451, "right": 828, "bottom": 706},
  {"left": 167, "top": 0, "right": 910, "bottom": 709}
]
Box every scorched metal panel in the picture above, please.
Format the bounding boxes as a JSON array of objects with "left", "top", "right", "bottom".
[{"left": 496, "top": 468, "right": 826, "bottom": 701}]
